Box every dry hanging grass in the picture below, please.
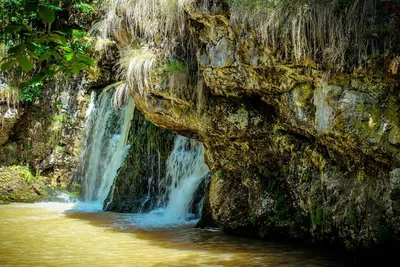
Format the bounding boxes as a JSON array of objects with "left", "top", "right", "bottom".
[
  {"left": 95, "top": 0, "right": 197, "bottom": 107},
  {"left": 95, "top": 0, "right": 185, "bottom": 51},
  {"left": 118, "top": 48, "right": 157, "bottom": 95},
  {"left": 230, "top": 0, "right": 378, "bottom": 70}
]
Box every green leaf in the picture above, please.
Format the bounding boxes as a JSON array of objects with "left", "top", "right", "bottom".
[
  {"left": 72, "top": 29, "right": 85, "bottom": 38},
  {"left": 18, "top": 56, "right": 33, "bottom": 72},
  {"left": 38, "top": 6, "right": 55, "bottom": 23},
  {"left": 31, "top": 72, "right": 47, "bottom": 83},
  {"left": 49, "top": 34, "right": 67, "bottom": 44},
  {"left": 4, "top": 25, "right": 21, "bottom": 34},
  {"left": 21, "top": 24, "right": 33, "bottom": 32},
  {"left": 1, "top": 60, "right": 17, "bottom": 71},
  {"left": 27, "top": 51, "right": 39, "bottom": 59},
  {"left": 71, "top": 67, "right": 81, "bottom": 74},
  {"left": 38, "top": 52, "right": 53, "bottom": 63},
  {"left": 60, "top": 46, "right": 73, "bottom": 53},
  {"left": 50, "top": 51, "right": 61, "bottom": 60},
  {"left": 54, "top": 31, "right": 67, "bottom": 36},
  {"left": 8, "top": 45, "right": 25, "bottom": 56},
  {"left": 48, "top": 64, "right": 59, "bottom": 71},
  {"left": 76, "top": 53, "right": 95, "bottom": 66},
  {"left": 45, "top": 69, "right": 56, "bottom": 76},
  {"left": 64, "top": 53, "right": 74, "bottom": 61},
  {"left": 26, "top": 42, "right": 36, "bottom": 51},
  {"left": 46, "top": 5, "right": 62, "bottom": 11}
]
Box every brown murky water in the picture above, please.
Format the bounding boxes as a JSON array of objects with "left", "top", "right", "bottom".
[{"left": 0, "top": 203, "right": 350, "bottom": 266}]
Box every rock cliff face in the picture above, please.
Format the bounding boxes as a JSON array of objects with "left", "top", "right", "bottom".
[
  {"left": 122, "top": 1, "right": 400, "bottom": 251},
  {"left": 0, "top": 166, "right": 53, "bottom": 203},
  {"left": 0, "top": 3, "right": 102, "bottom": 196},
  {"left": 0, "top": 78, "right": 90, "bottom": 191},
  {"left": 104, "top": 109, "right": 175, "bottom": 212},
  {"left": 0, "top": 80, "right": 18, "bottom": 147}
]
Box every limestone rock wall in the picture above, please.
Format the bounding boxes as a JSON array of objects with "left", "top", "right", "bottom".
[
  {"left": 127, "top": 0, "right": 400, "bottom": 251},
  {"left": 0, "top": 80, "right": 19, "bottom": 147},
  {"left": 0, "top": 78, "right": 90, "bottom": 190}
]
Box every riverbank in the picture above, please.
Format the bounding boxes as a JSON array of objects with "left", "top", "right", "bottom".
[
  {"left": 0, "top": 166, "right": 78, "bottom": 204},
  {"left": 0, "top": 166, "right": 51, "bottom": 203}
]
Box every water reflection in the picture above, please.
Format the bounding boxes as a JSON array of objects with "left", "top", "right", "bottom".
[{"left": 0, "top": 203, "right": 351, "bottom": 266}]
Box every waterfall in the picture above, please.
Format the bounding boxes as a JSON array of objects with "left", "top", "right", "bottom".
[
  {"left": 130, "top": 136, "right": 210, "bottom": 227},
  {"left": 74, "top": 90, "right": 209, "bottom": 222},
  {"left": 160, "top": 136, "right": 210, "bottom": 220},
  {"left": 78, "top": 91, "right": 135, "bottom": 210}
]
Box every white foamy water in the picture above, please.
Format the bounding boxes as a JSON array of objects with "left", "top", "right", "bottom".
[
  {"left": 85, "top": 91, "right": 96, "bottom": 123},
  {"left": 79, "top": 93, "right": 209, "bottom": 226},
  {"left": 80, "top": 91, "right": 135, "bottom": 206},
  {"left": 54, "top": 192, "right": 78, "bottom": 203},
  {"left": 134, "top": 136, "right": 210, "bottom": 228}
]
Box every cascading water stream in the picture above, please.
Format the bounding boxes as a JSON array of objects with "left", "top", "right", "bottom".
[
  {"left": 161, "top": 136, "right": 210, "bottom": 221},
  {"left": 76, "top": 91, "right": 209, "bottom": 226},
  {"left": 129, "top": 136, "right": 210, "bottom": 227},
  {"left": 77, "top": 91, "right": 135, "bottom": 210}
]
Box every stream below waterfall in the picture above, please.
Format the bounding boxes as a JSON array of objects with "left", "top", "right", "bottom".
[{"left": 0, "top": 203, "right": 351, "bottom": 266}]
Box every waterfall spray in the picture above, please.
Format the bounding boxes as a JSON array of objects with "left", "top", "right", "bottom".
[
  {"left": 129, "top": 135, "right": 210, "bottom": 227},
  {"left": 78, "top": 91, "right": 135, "bottom": 210},
  {"left": 161, "top": 136, "right": 210, "bottom": 220}
]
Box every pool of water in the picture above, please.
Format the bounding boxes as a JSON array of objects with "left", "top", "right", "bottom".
[{"left": 0, "top": 203, "right": 350, "bottom": 266}]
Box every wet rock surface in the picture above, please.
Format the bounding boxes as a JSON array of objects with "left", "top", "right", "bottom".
[
  {"left": 104, "top": 110, "right": 175, "bottom": 212},
  {"left": 127, "top": 0, "right": 400, "bottom": 252}
]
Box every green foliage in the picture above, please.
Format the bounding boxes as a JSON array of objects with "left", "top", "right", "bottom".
[
  {"left": 73, "top": 3, "right": 96, "bottom": 15},
  {"left": 38, "top": 6, "right": 56, "bottom": 23},
  {"left": 49, "top": 112, "right": 65, "bottom": 146},
  {"left": 165, "top": 59, "right": 185, "bottom": 72},
  {"left": 215, "top": 169, "right": 227, "bottom": 180},
  {"left": 67, "top": 190, "right": 80, "bottom": 199},
  {"left": 346, "top": 208, "right": 357, "bottom": 227},
  {"left": 10, "top": 164, "right": 36, "bottom": 184},
  {"left": 20, "top": 82, "right": 42, "bottom": 101},
  {"left": 54, "top": 113, "right": 67, "bottom": 123},
  {"left": 0, "top": 0, "right": 98, "bottom": 101},
  {"left": 267, "top": 192, "right": 289, "bottom": 225},
  {"left": 249, "top": 215, "right": 257, "bottom": 225},
  {"left": 231, "top": 0, "right": 281, "bottom": 12}
]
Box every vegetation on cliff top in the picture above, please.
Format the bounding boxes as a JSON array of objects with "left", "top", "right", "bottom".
[
  {"left": 0, "top": 0, "right": 98, "bottom": 102},
  {"left": 1, "top": 0, "right": 399, "bottom": 104},
  {"left": 230, "top": 0, "right": 400, "bottom": 71},
  {"left": 95, "top": 0, "right": 198, "bottom": 106}
]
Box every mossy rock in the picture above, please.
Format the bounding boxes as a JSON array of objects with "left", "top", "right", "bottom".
[{"left": 0, "top": 166, "right": 51, "bottom": 202}]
